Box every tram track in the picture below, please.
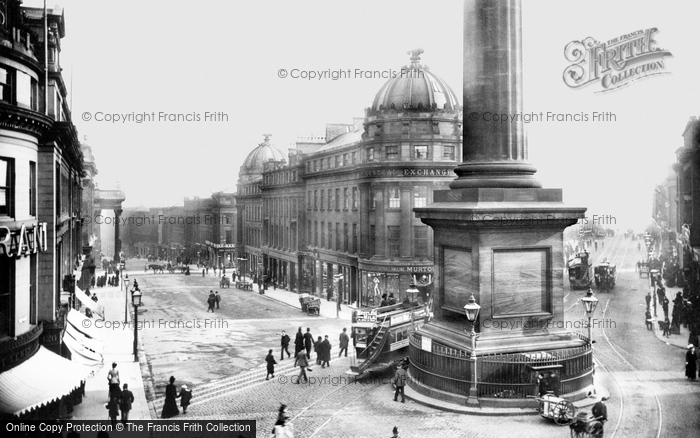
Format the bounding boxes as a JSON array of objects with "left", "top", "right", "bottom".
[{"left": 568, "top": 234, "right": 664, "bottom": 438}]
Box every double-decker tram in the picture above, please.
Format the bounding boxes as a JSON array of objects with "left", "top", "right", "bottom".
[
  {"left": 348, "top": 301, "right": 430, "bottom": 376},
  {"left": 567, "top": 251, "right": 592, "bottom": 290}
]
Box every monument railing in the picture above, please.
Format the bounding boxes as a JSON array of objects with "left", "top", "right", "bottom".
[{"left": 409, "top": 332, "right": 594, "bottom": 399}]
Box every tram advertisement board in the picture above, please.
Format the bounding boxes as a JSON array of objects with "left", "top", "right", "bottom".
[{"left": 354, "top": 310, "right": 377, "bottom": 323}]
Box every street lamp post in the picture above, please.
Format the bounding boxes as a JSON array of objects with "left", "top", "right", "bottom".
[
  {"left": 406, "top": 280, "right": 420, "bottom": 331},
  {"left": 123, "top": 274, "right": 130, "bottom": 324},
  {"left": 132, "top": 290, "right": 142, "bottom": 362},
  {"left": 581, "top": 287, "right": 599, "bottom": 345},
  {"left": 463, "top": 294, "right": 481, "bottom": 407}
]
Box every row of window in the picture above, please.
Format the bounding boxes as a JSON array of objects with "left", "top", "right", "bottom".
[
  {"left": 243, "top": 184, "right": 261, "bottom": 195},
  {"left": 305, "top": 221, "right": 431, "bottom": 259},
  {"left": 0, "top": 157, "right": 36, "bottom": 217},
  {"left": 243, "top": 204, "right": 262, "bottom": 223},
  {"left": 367, "top": 145, "right": 455, "bottom": 161},
  {"left": 266, "top": 222, "right": 297, "bottom": 252},
  {"left": 308, "top": 187, "right": 359, "bottom": 211},
  {"left": 306, "top": 151, "right": 358, "bottom": 173},
  {"left": 0, "top": 65, "right": 40, "bottom": 111},
  {"left": 0, "top": 255, "right": 37, "bottom": 338},
  {"left": 264, "top": 197, "right": 298, "bottom": 219},
  {"left": 263, "top": 170, "right": 298, "bottom": 187}
]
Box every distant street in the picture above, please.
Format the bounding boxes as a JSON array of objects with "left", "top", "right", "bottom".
[{"left": 564, "top": 234, "right": 700, "bottom": 437}]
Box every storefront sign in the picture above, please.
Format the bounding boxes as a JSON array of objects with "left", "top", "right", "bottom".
[
  {"left": 363, "top": 168, "right": 453, "bottom": 178},
  {"left": 361, "top": 264, "right": 433, "bottom": 273},
  {"left": 421, "top": 336, "right": 432, "bottom": 352},
  {"left": 0, "top": 222, "right": 47, "bottom": 258}
]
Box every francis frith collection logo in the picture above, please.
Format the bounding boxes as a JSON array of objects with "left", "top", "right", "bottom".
[{"left": 563, "top": 27, "right": 672, "bottom": 93}]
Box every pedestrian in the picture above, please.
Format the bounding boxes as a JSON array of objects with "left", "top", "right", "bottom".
[
  {"left": 294, "top": 327, "right": 304, "bottom": 357},
  {"left": 645, "top": 292, "right": 651, "bottom": 310},
  {"left": 232, "top": 272, "right": 237, "bottom": 282},
  {"left": 272, "top": 408, "right": 294, "bottom": 438},
  {"left": 663, "top": 317, "right": 671, "bottom": 337},
  {"left": 662, "top": 297, "right": 669, "bottom": 319},
  {"left": 119, "top": 383, "right": 134, "bottom": 424},
  {"left": 202, "top": 269, "right": 205, "bottom": 277},
  {"left": 548, "top": 371, "right": 560, "bottom": 397},
  {"left": 338, "top": 328, "right": 349, "bottom": 358},
  {"left": 106, "top": 395, "right": 119, "bottom": 428},
  {"left": 314, "top": 336, "right": 323, "bottom": 365},
  {"left": 645, "top": 310, "right": 653, "bottom": 330},
  {"left": 272, "top": 404, "right": 291, "bottom": 436},
  {"left": 294, "top": 350, "right": 309, "bottom": 384},
  {"left": 321, "top": 335, "right": 331, "bottom": 368},
  {"left": 207, "top": 291, "right": 216, "bottom": 313},
  {"left": 391, "top": 426, "right": 400, "bottom": 438},
  {"left": 592, "top": 396, "right": 608, "bottom": 426},
  {"left": 161, "top": 376, "right": 180, "bottom": 418},
  {"left": 304, "top": 327, "right": 314, "bottom": 358},
  {"left": 686, "top": 345, "right": 697, "bottom": 380},
  {"left": 280, "top": 330, "right": 291, "bottom": 360},
  {"left": 392, "top": 363, "right": 407, "bottom": 402},
  {"left": 215, "top": 291, "right": 221, "bottom": 309},
  {"left": 388, "top": 293, "right": 397, "bottom": 305},
  {"left": 266, "top": 349, "right": 277, "bottom": 380},
  {"left": 107, "top": 362, "right": 120, "bottom": 401},
  {"left": 178, "top": 384, "right": 192, "bottom": 414}
]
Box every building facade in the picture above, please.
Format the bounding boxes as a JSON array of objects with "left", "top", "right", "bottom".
[
  {"left": 0, "top": 0, "right": 88, "bottom": 419},
  {"left": 237, "top": 51, "right": 462, "bottom": 305}
]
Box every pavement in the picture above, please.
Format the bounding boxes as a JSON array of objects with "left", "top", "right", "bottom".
[
  {"left": 652, "top": 292, "right": 693, "bottom": 350},
  {"left": 252, "top": 282, "right": 355, "bottom": 321},
  {"left": 69, "top": 268, "right": 151, "bottom": 421}
]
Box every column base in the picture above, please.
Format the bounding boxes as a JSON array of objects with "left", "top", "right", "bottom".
[{"left": 450, "top": 161, "right": 541, "bottom": 189}]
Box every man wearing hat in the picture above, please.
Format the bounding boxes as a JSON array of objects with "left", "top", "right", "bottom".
[
  {"left": 592, "top": 396, "right": 608, "bottom": 422},
  {"left": 686, "top": 344, "right": 697, "bottom": 380}
]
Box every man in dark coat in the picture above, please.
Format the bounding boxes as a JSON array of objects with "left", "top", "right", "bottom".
[
  {"left": 119, "top": 383, "right": 134, "bottom": 424},
  {"left": 304, "top": 327, "right": 314, "bottom": 358},
  {"left": 321, "top": 335, "right": 331, "bottom": 368},
  {"left": 215, "top": 291, "right": 221, "bottom": 309},
  {"left": 338, "top": 328, "right": 349, "bottom": 358},
  {"left": 592, "top": 396, "right": 608, "bottom": 421},
  {"left": 645, "top": 292, "right": 652, "bottom": 310},
  {"left": 280, "top": 330, "right": 291, "bottom": 360},
  {"left": 207, "top": 292, "right": 216, "bottom": 312},
  {"left": 294, "top": 327, "right": 304, "bottom": 357}
]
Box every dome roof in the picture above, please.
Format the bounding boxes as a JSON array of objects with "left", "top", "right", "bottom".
[
  {"left": 371, "top": 49, "right": 460, "bottom": 113},
  {"left": 240, "top": 134, "right": 286, "bottom": 177}
]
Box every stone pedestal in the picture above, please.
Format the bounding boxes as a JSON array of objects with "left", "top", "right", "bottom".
[{"left": 408, "top": 188, "right": 594, "bottom": 405}]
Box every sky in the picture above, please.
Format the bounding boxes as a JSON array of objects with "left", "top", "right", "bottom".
[{"left": 25, "top": 0, "right": 700, "bottom": 232}]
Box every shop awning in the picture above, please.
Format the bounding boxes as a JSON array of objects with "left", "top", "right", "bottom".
[
  {"left": 0, "top": 346, "right": 91, "bottom": 416},
  {"left": 63, "top": 328, "right": 104, "bottom": 366},
  {"left": 74, "top": 285, "right": 105, "bottom": 319},
  {"left": 65, "top": 322, "right": 104, "bottom": 353},
  {"left": 67, "top": 309, "right": 101, "bottom": 339}
]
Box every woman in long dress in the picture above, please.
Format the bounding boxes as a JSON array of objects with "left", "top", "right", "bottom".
[
  {"left": 686, "top": 345, "right": 697, "bottom": 380},
  {"left": 161, "top": 376, "right": 180, "bottom": 418}
]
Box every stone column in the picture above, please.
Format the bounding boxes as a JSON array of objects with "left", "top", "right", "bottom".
[
  {"left": 400, "top": 183, "right": 413, "bottom": 258},
  {"left": 114, "top": 208, "right": 123, "bottom": 262},
  {"left": 359, "top": 183, "right": 371, "bottom": 258},
  {"left": 373, "top": 183, "right": 385, "bottom": 257},
  {"left": 451, "top": 0, "right": 541, "bottom": 189}
]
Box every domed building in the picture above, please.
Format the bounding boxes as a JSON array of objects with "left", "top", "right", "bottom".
[
  {"left": 237, "top": 50, "right": 463, "bottom": 305},
  {"left": 236, "top": 135, "right": 288, "bottom": 276}
]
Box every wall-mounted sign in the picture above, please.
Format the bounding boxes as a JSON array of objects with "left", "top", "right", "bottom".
[
  {"left": 363, "top": 168, "right": 453, "bottom": 178},
  {"left": 0, "top": 222, "right": 48, "bottom": 258},
  {"left": 355, "top": 310, "right": 377, "bottom": 323}
]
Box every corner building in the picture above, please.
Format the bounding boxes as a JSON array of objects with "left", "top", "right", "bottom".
[{"left": 238, "top": 52, "right": 462, "bottom": 305}]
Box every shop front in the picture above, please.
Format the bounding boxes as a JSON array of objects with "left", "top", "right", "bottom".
[{"left": 358, "top": 260, "right": 434, "bottom": 309}]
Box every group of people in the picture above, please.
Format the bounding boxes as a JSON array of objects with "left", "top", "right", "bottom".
[
  {"left": 161, "top": 375, "right": 193, "bottom": 418},
  {"left": 269, "top": 327, "right": 350, "bottom": 384},
  {"left": 94, "top": 273, "right": 119, "bottom": 288},
  {"left": 206, "top": 290, "right": 221, "bottom": 312},
  {"left": 105, "top": 363, "right": 134, "bottom": 427}
]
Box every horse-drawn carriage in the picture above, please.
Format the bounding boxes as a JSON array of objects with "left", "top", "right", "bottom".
[
  {"left": 220, "top": 275, "right": 231, "bottom": 288},
  {"left": 299, "top": 293, "right": 321, "bottom": 315},
  {"left": 148, "top": 264, "right": 165, "bottom": 274},
  {"left": 593, "top": 261, "right": 616, "bottom": 292}
]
